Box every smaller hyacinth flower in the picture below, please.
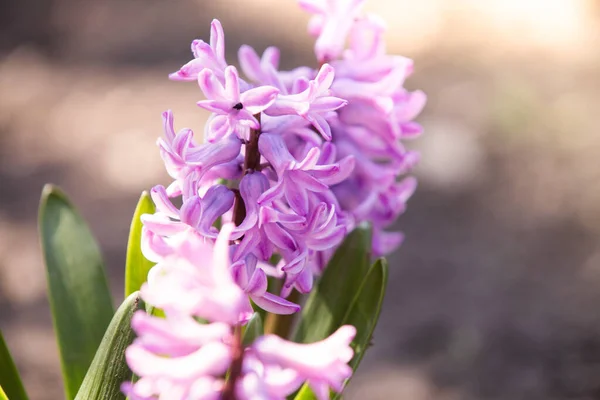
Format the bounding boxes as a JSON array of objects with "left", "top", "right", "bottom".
[
  {"left": 238, "top": 45, "right": 283, "bottom": 89},
  {"left": 123, "top": 312, "right": 232, "bottom": 399},
  {"left": 298, "top": 0, "right": 366, "bottom": 62},
  {"left": 363, "top": 176, "right": 417, "bottom": 228},
  {"left": 231, "top": 254, "right": 300, "bottom": 315},
  {"left": 158, "top": 110, "right": 242, "bottom": 198},
  {"left": 264, "top": 64, "right": 347, "bottom": 141},
  {"left": 142, "top": 184, "right": 235, "bottom": 249},
  {"left": 331, "top": 62, "right": 411, "bottom": 114},
  {"left": 197, "top": 65, "right": 279, "bottom": 141},
  {"left": 261, "top": 200, "right": 347, "bottom": 296},
  {"left": 169, "top": 19, "right": 228, "bottom": 82},
  {"left": 258, "top": 133, "right": 354, "bottom": 216},
  {"left": 332, "top": 14, "right": 402, "bottom": 82},
  {"left": 141, "top": 223, "right": 248, "bottom": 324},
  {"left": 389, "top": 89, "right": 428, "bottom": 139},
  {"left": 372, "top": 227, "right": 405, "bottom": 257},
  {"left": 252, "top": 325, "right": 357, "bottom": 400}
]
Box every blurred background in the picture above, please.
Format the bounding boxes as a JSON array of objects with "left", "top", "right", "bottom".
[{"left": 1, "top": 0, "right": 600, "bottom": 399}]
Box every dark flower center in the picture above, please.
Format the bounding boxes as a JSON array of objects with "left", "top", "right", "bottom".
[{"left": 233, "top": 102, "right": 244, "bottom": 110}]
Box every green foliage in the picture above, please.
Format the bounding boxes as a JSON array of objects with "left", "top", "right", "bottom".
[
  {"left": 242, "top": 313, "right": 264, "bottom": 347},
  {"left": 124, "top": 191, "right": 156, "bottom": 298},
  {"left": 293, "top": 383, "right": 317, "bottom": 400},
  {"left": 38, "top": 185, "right": 115, "bottom": 400},
  {"left": 293, "top": 258, "right": 388, "bottom": 400},
  {"left": 293, "top": 225, "right": 372, "bottom": 343},
  {"left": 332, "top": 258, "right": 388, "bottom": 399},
  {"left": 75, "top": 292, "right": 143, "bottom": 400},
  {"left": 0, "top": 331, "right": 28, "bottom": 400}
]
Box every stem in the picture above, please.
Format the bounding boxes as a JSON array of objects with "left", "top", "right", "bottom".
[
  {"left": 244, "top": 119, "right": 262, "bottom": 172},
  {"left": 221, "top": 325, "right": 243, "bottom": 400},
  {"left": 222, "top": 120, "right": 262, "bottom": 400}
]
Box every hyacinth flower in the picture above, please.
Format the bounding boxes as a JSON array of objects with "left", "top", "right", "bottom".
[
  {"left": 198, "top": 66, "right": 279, "bottom": 142},
  {"left": 29, "top": 1, "right": 425, "bottom": 399}
]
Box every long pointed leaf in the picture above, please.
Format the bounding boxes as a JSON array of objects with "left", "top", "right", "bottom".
[
  {"left": 332, "top": 258, "right": 388, "bottom": 399},
  {"left": 38, "top": 184, "right": 115, "bottom": 399},
  {"left": 0, "top": 331, "right": 28, "bottom": 400},
  {"left": 124, "top": 191, "right": 156, "bottom": 297},
  {"left": 292, "top": 383, "right": 317, "bottom": 400},
  {"left": 294, "top": 259, "right": 388, "bottom": 400},
  {"left": 0, "top": 385, "right": 8, "bottom": 400},
  {"left": 293, "top": 225, "right": 372, "bottom": 343},
  {"left": 75, "top": 292, "right": 143, "bottom": 400}
]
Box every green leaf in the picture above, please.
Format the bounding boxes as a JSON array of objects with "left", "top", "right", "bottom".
[
  {"left": 38, "top": 184, "right": 115, "bottom": 400},
  {"left": 292, "top": 383, "right": 317, "bottom": 400},
  {"left": 0, "top": 386, "right": 7, "bottom": 400},
  {"left": 293, "top": 259, "right": 388, "bottom": 400},
  {"left": 0, "top": 331, "right": 28, "bottom": 400},
  {"left": 124, "top": 191, "right": 156, "bottom": 297},
  {"left": 75, "top": 292, "right": 143, "bottom": 400},
  {"left": 332, "top": 258, "right": 388, "bottom": 399},
  {"left": 293, "top": 225, "right": 372, "bottom": 343},
  {"left": 242, "top": 312, "right": 264, "bottom": 347}
]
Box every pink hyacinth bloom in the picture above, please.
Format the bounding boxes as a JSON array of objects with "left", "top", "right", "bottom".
[
  {"left": 145, "top": 184, "right": 234, "bottom": 240},
  {"left": 236, "top": 354, "right": 305, "bottom": 399},
  {"left": 123, "top": 312, "right": 232, "bottom": 400},
  {"left": 298, "top": 0, "right": 366, "bottom": 62},
  {"left": 169, "top": 19, "right": 228, "bottom": 82},
  {"left": 141, "top": 223, "right": 247, "bottom": 324},
  {"left": 232, "top": 254, "right": 301, "bottom": 315},
  {"left": 197, "top": 66, "right": 279, "bottom": 141},
  {"left": 252, "top": 325, "right": 356, "bottom": 400},
  {"left": 264, "top": 64, "right": 346, "bottom": 141}
]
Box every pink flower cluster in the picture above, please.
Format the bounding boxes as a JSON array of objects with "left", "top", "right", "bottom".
[
  {"left": 123, "top": 224, "right": 355, "bottom": 399},
  {"left": 124, "top": 0, "right": 425, "bottom": 398}
]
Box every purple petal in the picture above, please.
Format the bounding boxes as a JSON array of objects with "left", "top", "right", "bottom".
[
  {"left": 283, "top": 178, "right": 310, "bottom": 215},
  {"left": 238, "top": 45, "right": 262, "bottom": 82},
  {"left": 224, "top": 66, "right": 241, "bottom": 103},
  {"left": 198, "top": 185, "right": 235, "bottom": 233},
  {"left": 179, "top": 196, "right": 202, "bottom": 228},
  {"left": 297, "top": 146, "right": 321, "bottom": 170},
  {"left": 306, "top": 112, "right": 332, "bottom": 141},
  {"left": 251, "top": 292, "right": 300, "bottom": 315},
  {"left": 198, "top": 68, "right": 226, "bottom": 101},
  {"left": 312, "top": 155, "right": 355, "bottom": 185},
  {"left": 150, "top": 185, "right": 180, "bottom": 219},
  {"left": 241, "top": 86, "right": 280, "bottom": 114},
  {"left": 141, "top": 214, "right": 186, "bottom": 236},
  {"left": 246, "top": 268, "right": 268, "bottom": 296},
  {"left": 210, "top": 19, "right": 225, "bottom": 62},
  {"left": 258, "top": 133, "right": 294, "bottom": 174},
  {"left": 310, "top": 96, "right": 347, "bottom": 113},
  {"left": 161, "top": 110, "right": 176, "bottom": 143},
  {"left": 288, "top": 170, "right": 328, "bottom": 192},
  {"left": 186, "top": 136, "right": 241, "bottom": 168},
  {"left": 172, "top": 128, "right": 193, "bottom": 157},
  {"left": 313, "top": 63, "right": 335, "bottom": 96},
  {"left": 196, "top": 99, "right": 233, "bottom": 114}
]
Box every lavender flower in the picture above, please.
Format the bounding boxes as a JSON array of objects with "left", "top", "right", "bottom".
[
  {"left": 264, "top": 64, "right": 347, "bottom": 140},
  {"left": 198, "top": 66, "right": 279, "bottom": 141},
  {"left": 169, "top": 19, "right": 228, "bottom": 82},
  {"left": 299, "top": 0, "right": 366, "bottom": 62},
  {"left": 124, "top": 0, "right": 425, "bottom": 397}
]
